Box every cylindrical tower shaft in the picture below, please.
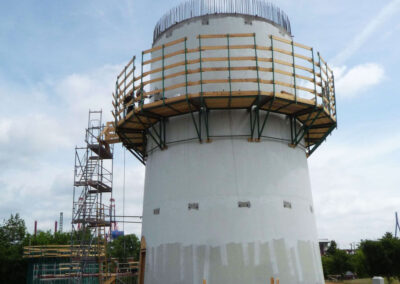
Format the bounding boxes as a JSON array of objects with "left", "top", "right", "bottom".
[
  {"left": 112, "top": 1, "right": 337, "bottom": 283},
  {"left": 141, "top": 8, "right": 324, "bottom": 284}
]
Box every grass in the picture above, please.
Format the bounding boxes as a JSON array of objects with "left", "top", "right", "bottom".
[{"left": 326, "top": 279, "right": 400, "bottom": 284}]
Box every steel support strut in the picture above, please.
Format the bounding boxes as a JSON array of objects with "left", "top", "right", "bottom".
[
  {"left": 249, "top": 105, "right": 259, "bottom": 141},
  {"left": 306, "top": 123, "right": 336, "bottom": 157},
  {"left": 135, "top": 115, "right": 166, "bottom": 151},
  {"left": 249, "top": 34, "right": 277, "bottom": 141},
  {"left": 291, "top": 108, "right": 323, "bottom": 146}
]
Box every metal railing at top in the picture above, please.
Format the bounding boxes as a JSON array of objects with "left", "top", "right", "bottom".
[
  {"left": 113, "top": 33, "right": 336, "bottom": 124},
  {"left": 153, "top": 0, "right": 291, "bottom": 42}
]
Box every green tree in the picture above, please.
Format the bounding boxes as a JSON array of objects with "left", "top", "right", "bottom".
[
  {"left": 326, "top": 240, "right": 337, "bottom": 255},
  {"left": 322, "top": 250, "right": 352, "bottom": 277},
  {"left": 0, "top": 214, "right": 28, "bottom": 283},
  {"left": 0, "top": 213, "right": 26, "bottom": 244},
  {"left": 24, "top": 230, "right": 71, "bottom": 246},
  {"left": 360, "top": 232, "right": 400, "bottom": 283},
  {"left": 322, "top": 241, "right": 353, "bottom": 278},
  {"left": 349, "top": 249, "right": 368, "bottom": 278},
  {"left": 108, "top": 234, "right": 141, "bottom": 261}
]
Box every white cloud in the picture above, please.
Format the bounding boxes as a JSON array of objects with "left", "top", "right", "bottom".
[
  {"left": 310, "top": 127, "right": 400, "bottom": 248},
  {"left": 0, "top": 64, "right": 145, "bottom": 236},
  {"left": 333, "top": 0, "right": 400, "bottom": 65},
  {"left": 0, "top": 64, "right": 123, "bottom": 169},
  {"left": 55, "top": 64, "right": 122, "bottom": 122},
  {"left": 333, "top": 63, "right": 384, "bottom": 99},
  {"left": 0, "top": 114, "right": 71, "bottom": 150}
]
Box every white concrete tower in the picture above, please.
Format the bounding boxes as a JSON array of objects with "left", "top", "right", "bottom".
[{"left": 113, "top": 0, "right": 337, "bottom": 283}]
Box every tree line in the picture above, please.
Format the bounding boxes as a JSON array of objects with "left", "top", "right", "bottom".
[
  {"left": 322, "top": 232, "right": 400, "bottom": 283},
  {"left": 0, "top": 213, "right": 140, "bottom": 283},
  {"left": 3, "top": 213, "right": 400, "bottom": 283}
]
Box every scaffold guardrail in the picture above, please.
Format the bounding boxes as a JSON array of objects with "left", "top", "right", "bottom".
[{"left": 112, "top": 33, "right": 337, "bottom": 163}]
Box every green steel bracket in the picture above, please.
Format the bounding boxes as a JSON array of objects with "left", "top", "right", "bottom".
[
  {"left": 127, "top": 148, "right": 145, "bottom": 165},
  {"left": 197, "top": 109, "right": 203, "bottom": 143},
  {"left": 289, "top": 115, "right": 294, "bottom": 144},
  {"left": 116, "top": 128, "right": 146, "bottom": 164},
  {"left": 291, "top": 108, "right": 323, "bottom": 146},
  {"left": 249, "top": 99, "right": 278, "bottom": 141},
  {"left": 144, "top": 111, "right": 167, "bottom": 149},
  {"left": 149, "top": 117, "right": 166, "bottom": 150},
  {"left": 202, "top": 107, "right": 211, "bottom": 142},
  {"left": 160, "top": 118, "right": 167, "bottom": 149},
  {"left": 306, "top": 123, "right": 337, "bottom": 157},
  {"left": 191, "top": 106, "right": 210, "bottom": 143},
  {"left": 249, "top": 105, "right": 259, "bottom": 142},
  {"left": 135, "top": 114, "right": 165, "bottom": 150},
  {"left": 141, "top": 131, "right": 148, "bottom": 159},
  {"left": 257, "top": 99, "right": 275, "bottom": 140}
]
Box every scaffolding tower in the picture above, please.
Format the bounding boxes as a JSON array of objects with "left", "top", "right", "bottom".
[{"left": 72, "top": 110, "right": 114, "bottom": 283}]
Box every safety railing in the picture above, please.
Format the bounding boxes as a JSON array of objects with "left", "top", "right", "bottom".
[
  {"left": 23, "top": 245, "right": 106, "bottom": 258},
  {"left": 72, "top": 201, "right": 112, "bottom": 227},
  {"left": 113, "top": 33, "right": 336, "bottom": 124}
]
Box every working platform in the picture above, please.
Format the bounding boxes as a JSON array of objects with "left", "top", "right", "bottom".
[
  {"left": 112, "top": 33, "right": 337, "bottom": 163},
  {"left": 74, "top": 180, "right": 112, "bottom": 193},
  {"left": 88, "top": 143, "right": 113, "bottom": 159},
  {"left": 72, "top": 218, "right": 111, "bottom": 227}
]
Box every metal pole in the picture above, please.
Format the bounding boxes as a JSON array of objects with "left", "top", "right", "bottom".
[
  {"left": 311, "top": 48, "right": 317, "bottom": 106},
  {"left": 162, "top": 44, "right": 166, "bottom": 105},
  {"left": 227, "top": 34, "right": 232, "bottom": 107},
  {"left": 325, "top": 61, "right": 331, "bottom": 115},
  {"left": 291, "top": 39, "right": 297, "bottom": 103},
  {"left": 140, "top": 52, "right": 145, "bottom": 110},
  {"left": 270, "top": 35, "right": 276, "bottom": 99}
]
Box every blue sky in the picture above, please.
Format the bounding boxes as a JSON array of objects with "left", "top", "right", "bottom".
[{"left": 1, "top": 0, "right": 400, "bottom": 248}]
